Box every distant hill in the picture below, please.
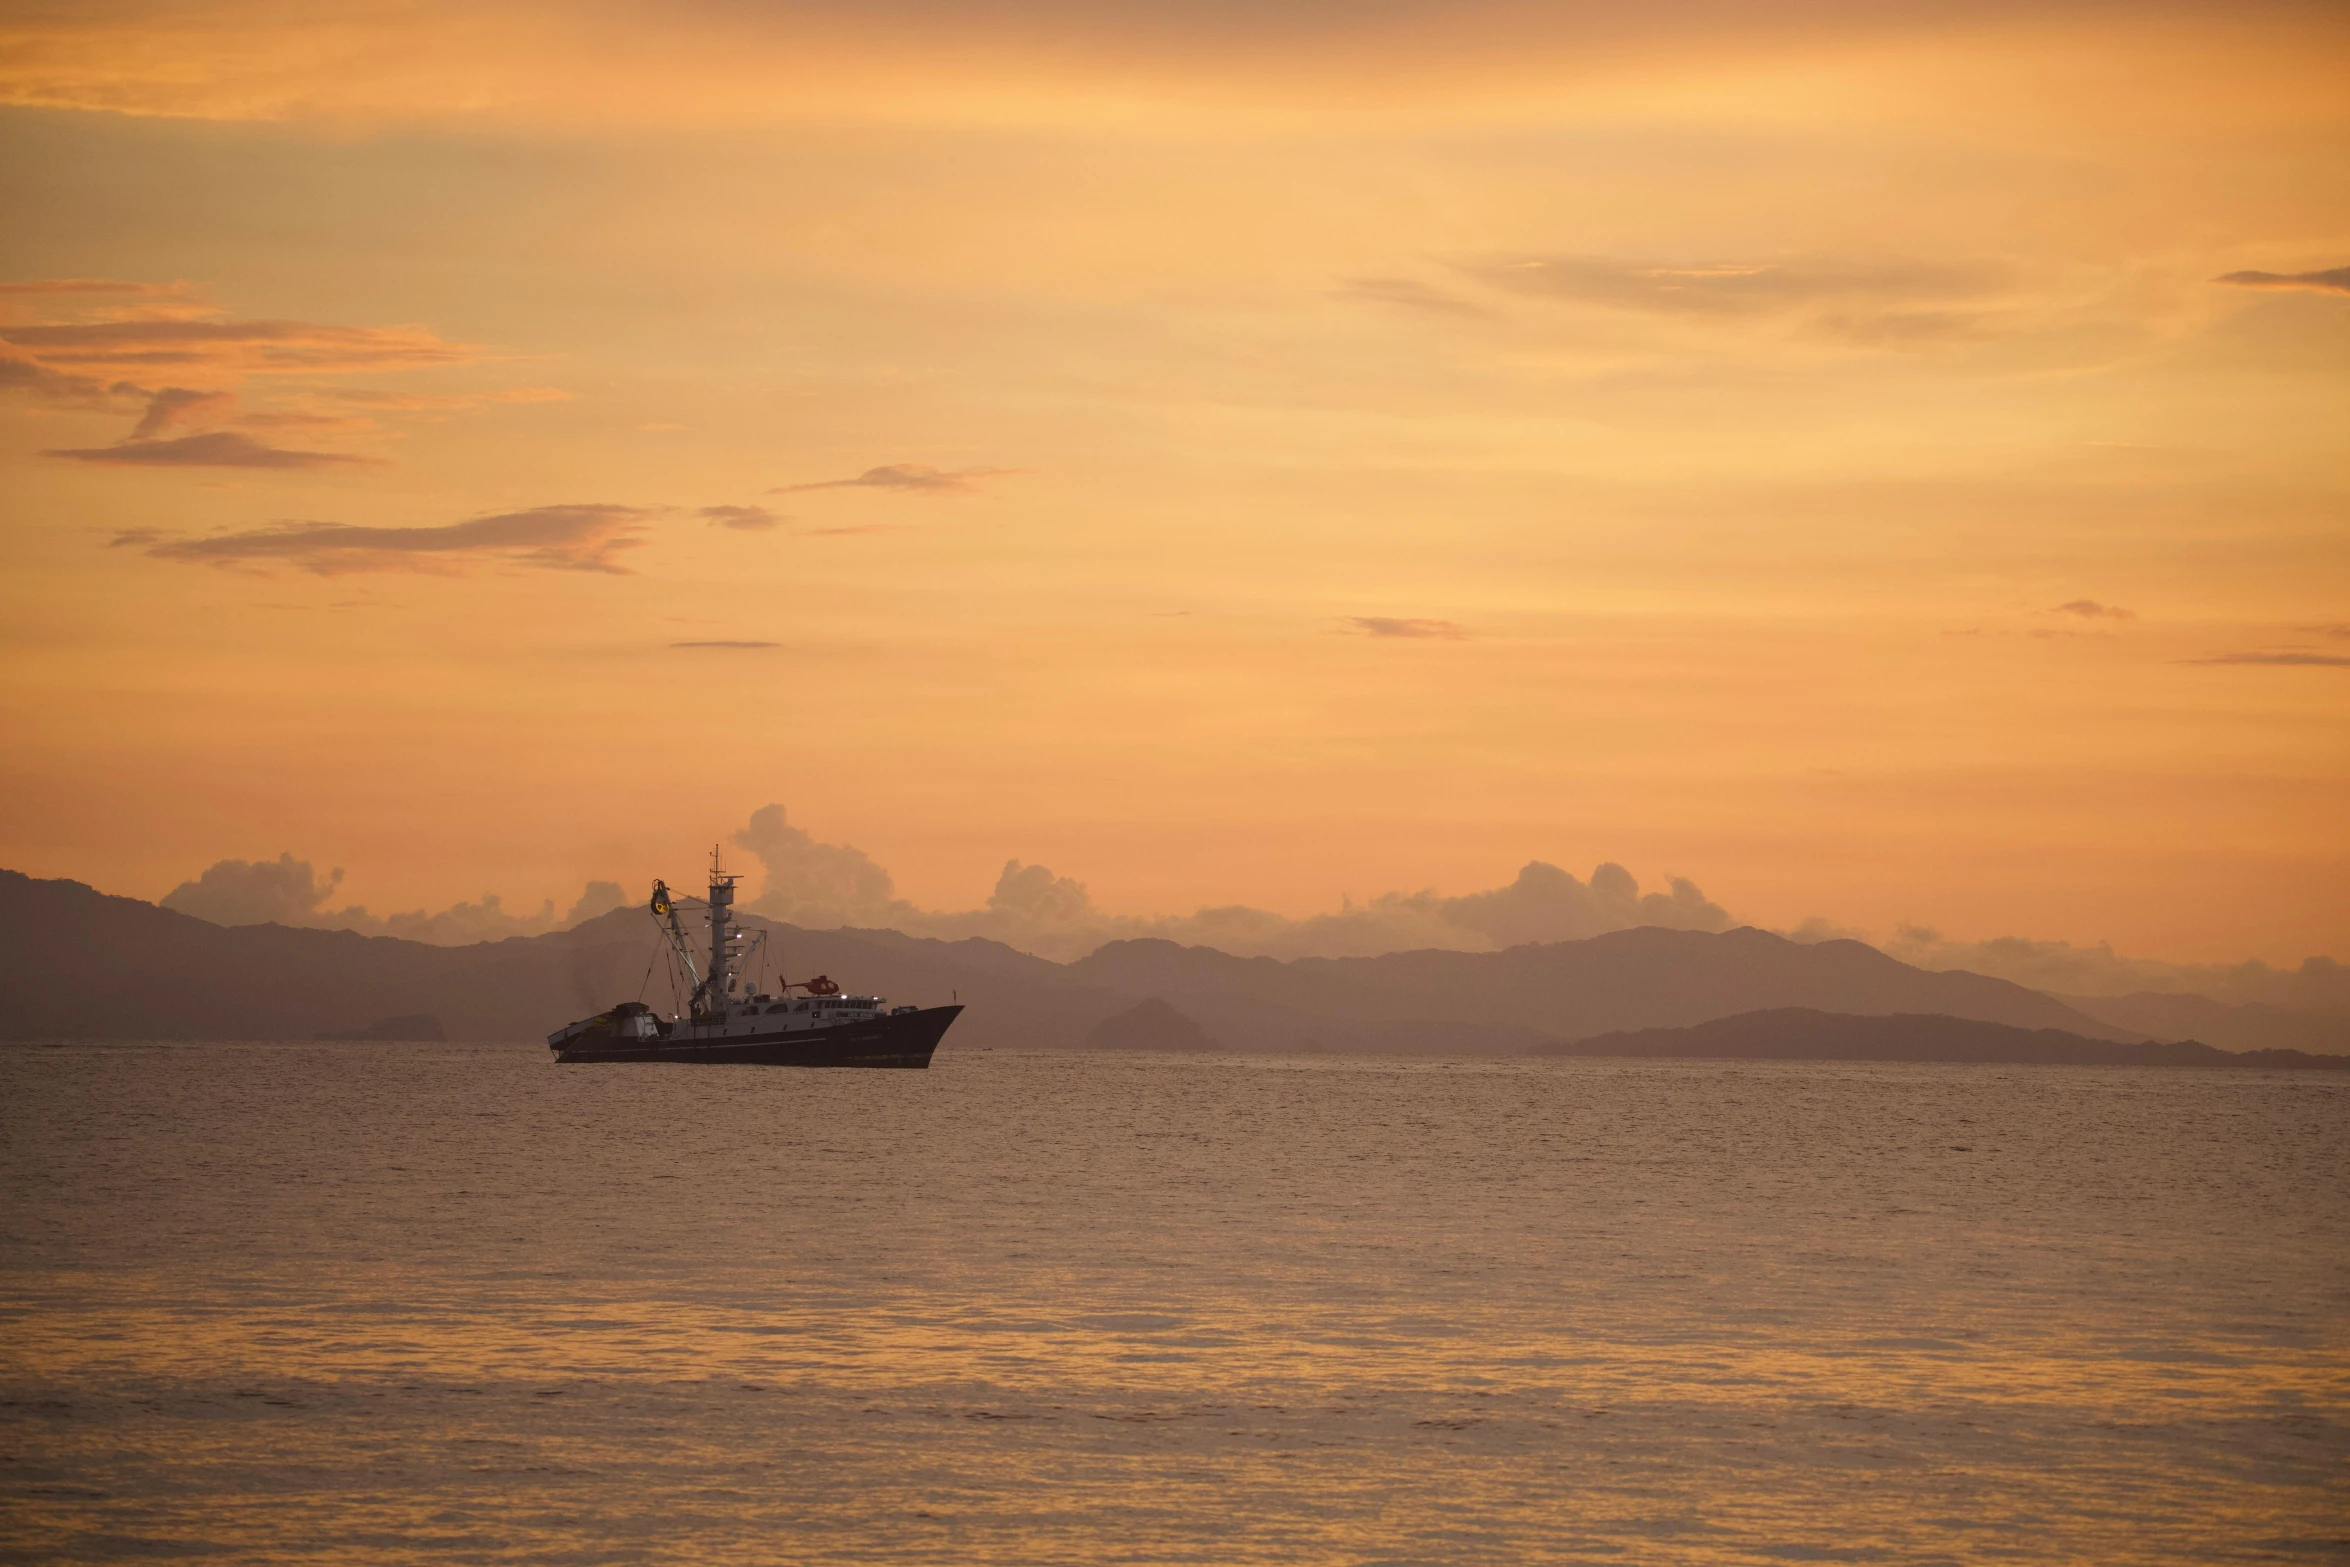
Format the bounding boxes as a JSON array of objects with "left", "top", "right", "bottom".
[
  {"left": 0, "top": 868, "right": 2286, "bottom": 1056},
  {"left": 1538, "top": 1007, "right": 2350, "bottom": 1069}
]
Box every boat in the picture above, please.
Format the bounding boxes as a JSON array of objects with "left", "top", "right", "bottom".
[{"left": 547, "top": 850, "right": 962, "bottom": 1067}]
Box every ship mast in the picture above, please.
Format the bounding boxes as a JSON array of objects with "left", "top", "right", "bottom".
[{"left": 702, "top": 842, "right": 739, "bottom": 1014}]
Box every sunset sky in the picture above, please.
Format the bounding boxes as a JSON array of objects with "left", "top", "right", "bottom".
[{"left": 2, "top": 0, "right": 2345, "bottom": 964}]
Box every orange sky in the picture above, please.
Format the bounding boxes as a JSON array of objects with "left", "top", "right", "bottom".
[{"left": 1, "top": 0, "right": 2346, "bottom": 963}]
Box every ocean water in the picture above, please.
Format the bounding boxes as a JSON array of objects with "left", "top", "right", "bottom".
[{"left": 2, "top": 1042, "right": 2344, "bottom": 1565}]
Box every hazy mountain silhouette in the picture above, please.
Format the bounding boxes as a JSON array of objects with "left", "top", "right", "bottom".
[
  {"left": 1064, "top": 927, "right": 2147, "bottom": 1052},
  {"left": 6, "top": 869, "right": 2315, "bottom": 1057},
  {"left": 0, "top": 871, "right": 1132, "bottom": 1048},
  {"left": 2049, "top": 990, "right": 2345, "bottom": 1056},
  {"left": 1538, "top": 1007, "right": 2348, "bottom": 1069}
]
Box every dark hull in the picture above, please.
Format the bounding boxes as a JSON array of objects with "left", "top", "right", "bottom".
[{"left": 555, "top": 1004, "right": 961, "bottom": 1067}]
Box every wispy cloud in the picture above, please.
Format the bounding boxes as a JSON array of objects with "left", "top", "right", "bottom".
[
  {"left": 1470, "top": 254, "right": 1998, "bottom": 318},
  {"left": 0, "top": 277, "right": 189, "bottom": 297},
  {"left": 1, "top": 285, "right": 509, "bottom": 464},
  {"left": 1340, "top": 277, "right": 1492, "bottom": 318},
  {"left": 238, "top": 410, "right": 378, "bottom": 435},
  {"left": 1347, "top": 616, "right": 1467, "bottom": 639},
  {"left": 2212, "top": 266, "right": 2350, "bottom": 295},
  {"left": 770, "top": 462, "right": 1015, "bottom": 496},
  {"left": 134, "top": 503, "right": 660, "bottom": 575},
  {"left": 1446, "top": 252, "right": 2021, "bottom": 347},
  {"left": 0, "top": 317, "right": 479, "bottom": 374},
  {"left": 672, "top": 639, "right": 779, "bottom": 649},
  {"left": 0, "top": 350, "right": 118, "bottom": 403},
  {"left": 15, "top": 0, "right": 2311, "bottom": 137},
  {"left": 2050, "top": 599, "right": 2135, "bottom": 620},
  {"left": 699, "top": 504, "right": 782, "bottom": 531},
  {"left": 322, "top": 385, "right": 571, "bottom": 415},
  {"left": 129, "top": 386, "right": 236, "bottom": 439},
  {"left": 48, "top": 430, "right": 375, "bottom": 469},
  {"left": 2294, "top": 622, "right": 2350, "bottom": 639},
  {"left": 44, "top": 430, "right": 376, "bottom": 468},
  {"left": 2182, "top": 651, "right": 2350, "bottom": 668}
]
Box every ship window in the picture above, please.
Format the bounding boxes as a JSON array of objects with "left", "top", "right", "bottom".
[
  {"left": 794, "top": 1001, "right": 809, "bottom": 1013},
  {"left": 766, "top": 1003, "right": 790, "bottom": 1014}
]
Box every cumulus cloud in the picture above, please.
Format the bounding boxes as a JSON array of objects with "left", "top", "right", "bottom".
[
  {"left": 133, "top": 502, "right": 660, "bottom": 574},
  {"left": 1439, "top": 860, "right": 1728, "bottom": 946},
  {"left": 380, "top": 894, "right": 564, "bottom": 944},
  {"left": 565, "top": 880, "right": 630, "bottom": 924},
  {"left": 44, "top": 430, "right": 376, "bottom": 468},
  {"left": 1347, "top": 616, "right": 1466, "bottom": 639},
  {"left": 769, "top": 463, "right": 1014, "bottom": 496},
  {"left": 2213, "top": 266, "right": 2350, "bottom": 294},
  {"left": 700, "top": 504, "right": 782, "bottom": 530},
  {"left": 727, "top": 802, "right": 1731, "bottom": 961},
  {"left": 2049, "top": 599, "right": 2134, "bottom": 619},
  {"left": 161, "top": 853, "right": 345, "bottom": 927},
  {"left": 732, "top": 804, "right": 923, "bottom": 930},
  {"left": 160, "top": 853, "right": 630, "bottom": 945}
]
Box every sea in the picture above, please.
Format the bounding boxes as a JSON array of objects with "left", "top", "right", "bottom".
[{"left": 3, "top": 1042, "right": 2344, "bottom": 1564}]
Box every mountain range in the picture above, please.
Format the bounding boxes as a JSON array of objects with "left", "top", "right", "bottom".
[{"left": 2, "top": 868, "right": 2341, "bottom": 1058}]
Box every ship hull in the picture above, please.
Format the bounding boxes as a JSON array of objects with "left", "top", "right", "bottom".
[{"left": 555, "top": 1004, "right": 962, "bottom": 1067}]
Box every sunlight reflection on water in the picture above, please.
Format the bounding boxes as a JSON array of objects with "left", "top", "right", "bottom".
[{"left": 3, "top": 1043, "right": 2344, "bottom": 1563}]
